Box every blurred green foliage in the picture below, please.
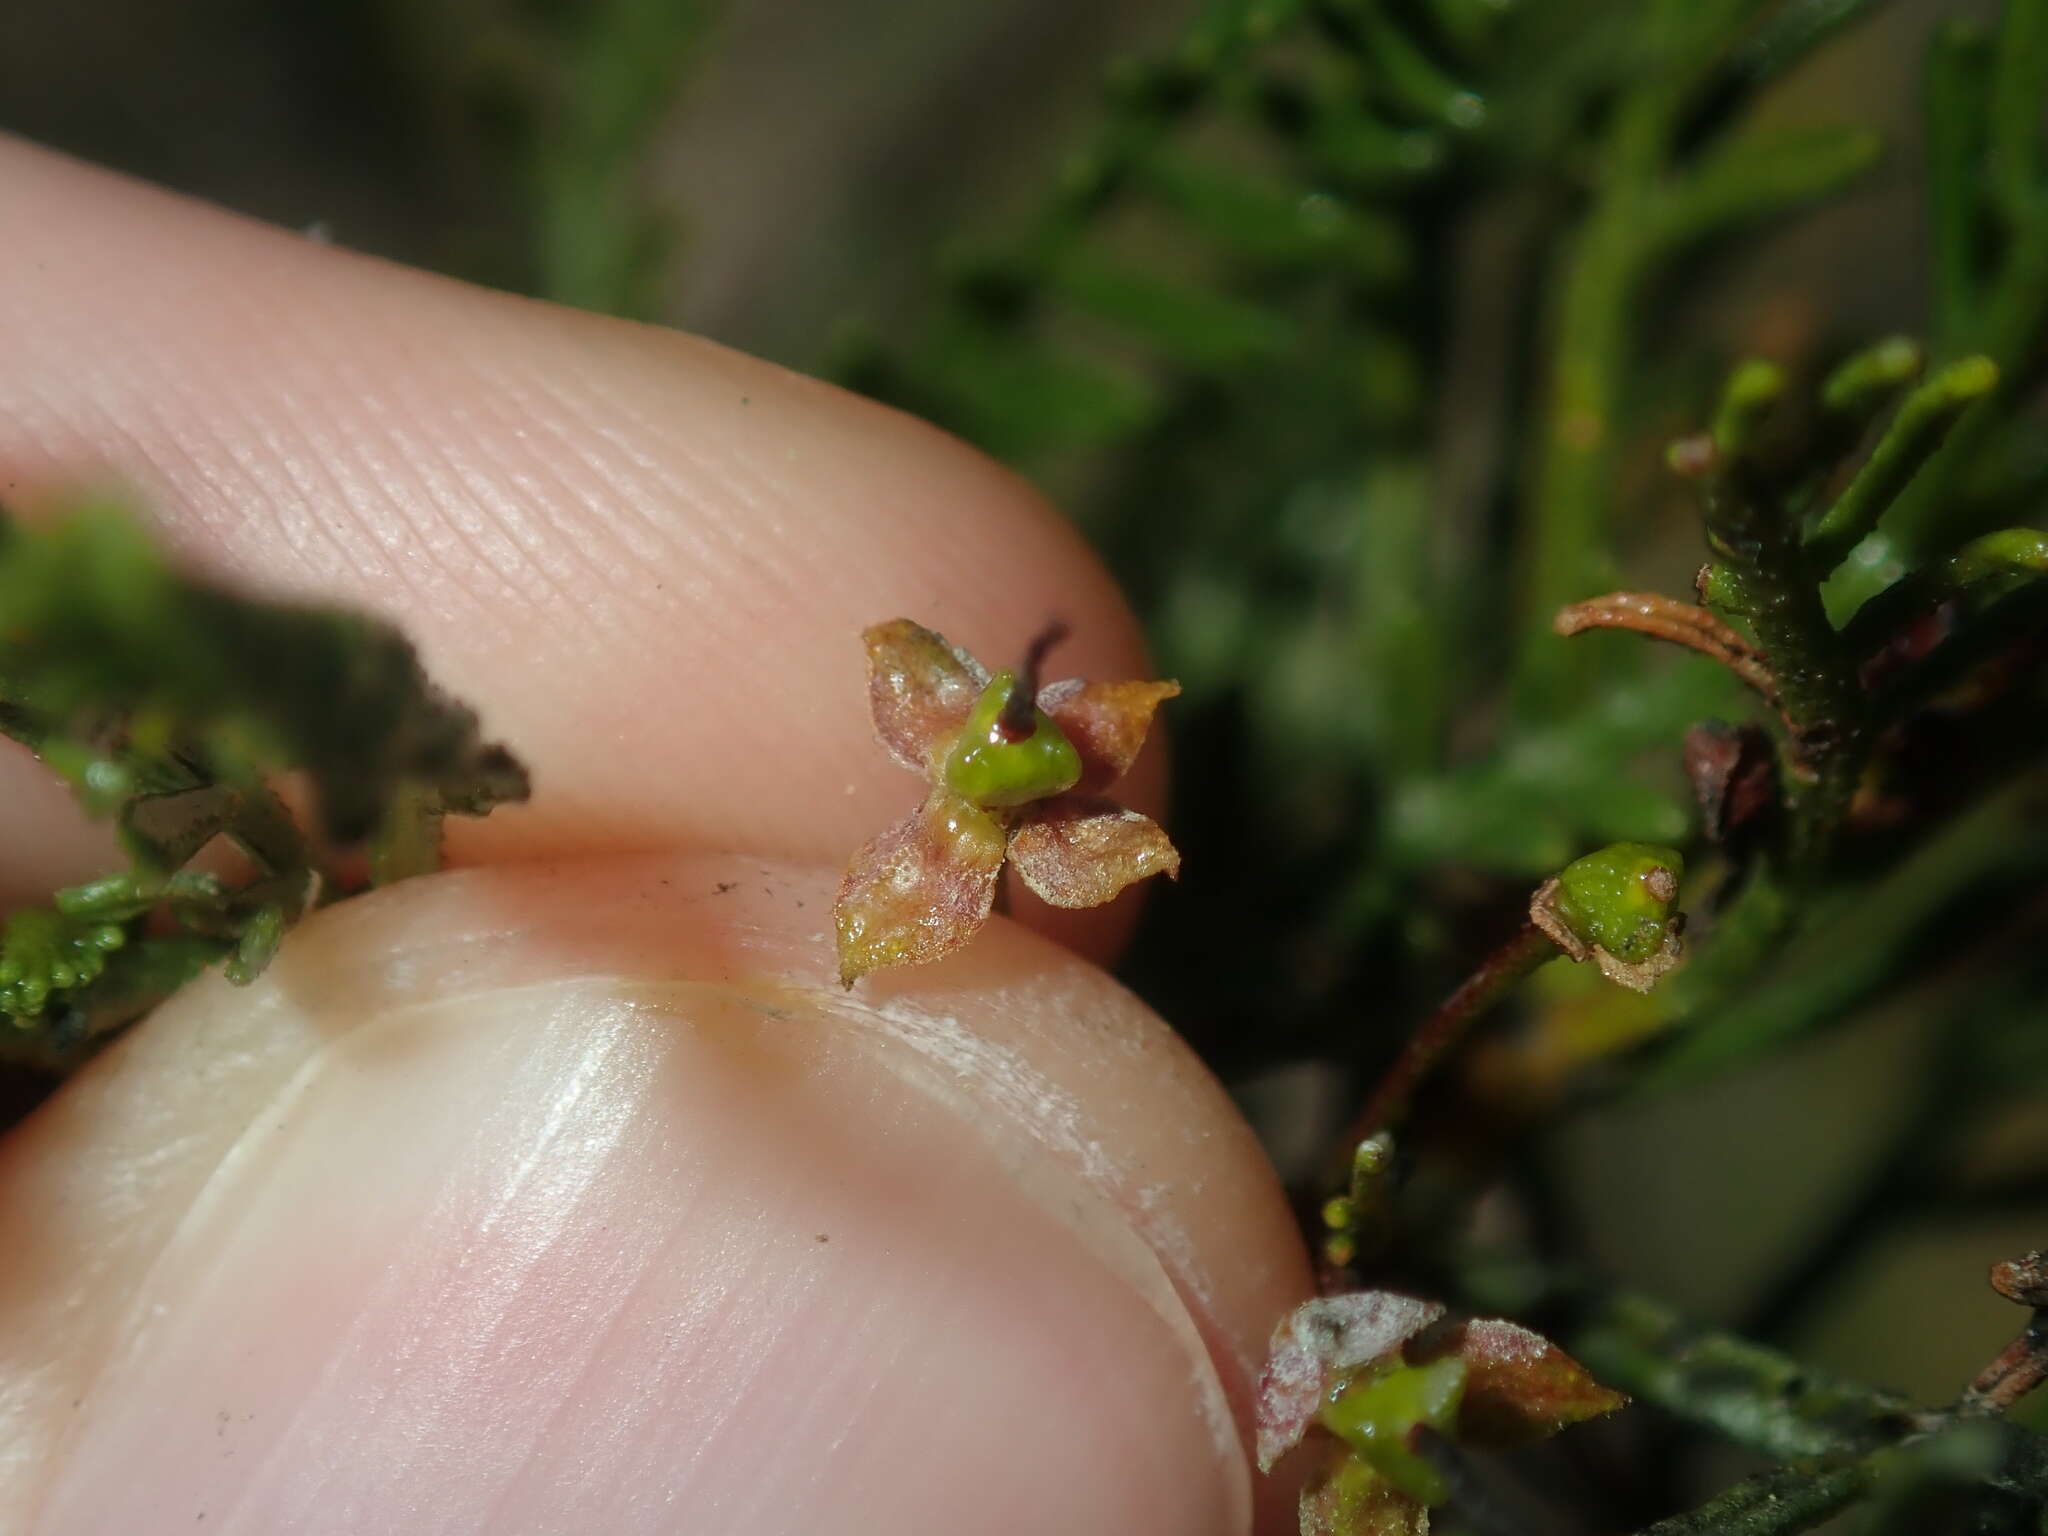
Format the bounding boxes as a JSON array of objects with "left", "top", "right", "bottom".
[
  {"left": 0, "top": 504, "right": 528, "bottom": 1057},
  {"left": 3, "top": 0, "right": 2048, "bottom": 1530},
  {"left": 833, "top": 0, "right": 2048, "bottom": 1112},
  {"left": 830, "top": 1, "right": 2048, "bottom": 1528}
]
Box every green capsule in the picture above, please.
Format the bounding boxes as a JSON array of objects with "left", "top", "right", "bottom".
[
  {"left": 1553, "top": 843, "right": 1685, "bottom": 963},
  {"left": 1319, "top": 1356, "right": 1468, "bottom": 1506},
  {"left": 943, "top": 669, "right": 1083, "bottom": 810}
]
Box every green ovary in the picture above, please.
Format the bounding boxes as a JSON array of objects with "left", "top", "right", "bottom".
[
  {"left": 1554, "top": 842, "right": 1685, "bottom": 962},
  {"left": 1319, "top": 1356, "right": 1468, "bottom": 1505},
  {"left": 943, "top": 670, "right": 1083, "bottom": 809}
]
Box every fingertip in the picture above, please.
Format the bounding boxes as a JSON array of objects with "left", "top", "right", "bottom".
[
  {"left": 0, "top": 855, "right": 1307, "bottom": 1534},
  {"left": 0, "top": 137, "right": 1167, "bottom": 962}
]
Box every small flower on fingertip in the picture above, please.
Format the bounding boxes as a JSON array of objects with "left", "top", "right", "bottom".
[{"left": 833, "top": 618, "right": 1179, "bottom": 987}]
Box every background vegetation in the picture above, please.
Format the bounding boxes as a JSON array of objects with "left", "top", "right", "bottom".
[{"left": 4, "top": 1, "right": 2048, "bottom": 1530}]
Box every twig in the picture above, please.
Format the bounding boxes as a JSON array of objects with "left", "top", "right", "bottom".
[
  {"left": 1514, "top": 60, "right": 1678, "bottom": 707},
  {"left": 1342, "top": 922, "right": 1557, "bottom": 1150},
  {"left": 1965, "top": 1317, "right": 2048, "bottom": 1414},
  {"left": 1629, "top": 1460, "right": 1869, "bottom": 1536},
  {"left": 1963, "top": 1253, "right": 2048, "bottom": 1414},
  {"left": 1565, "top": 1285, "right": 1916, "bottom": 1462}
]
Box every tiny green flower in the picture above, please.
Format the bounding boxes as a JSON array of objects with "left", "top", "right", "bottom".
[
  {"left": 1260, "top": 1290, "right": 1626, "bottom": 1535},
  {"left": 834, "top": 618, "right": 1180, "bottom": 986}
]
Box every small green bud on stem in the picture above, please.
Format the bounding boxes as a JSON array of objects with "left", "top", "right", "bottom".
[
  {"left": 943, "top": 622, "right": 1085, "bottom": 810},
  {"left": 1532, "top": 842, "right": 1687, "bottom": 992}
]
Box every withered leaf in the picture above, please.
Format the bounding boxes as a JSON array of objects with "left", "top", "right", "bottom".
[
  {"left": 1415, "top": 1318, "right": 1626, "bottom": 1449},
  {"left": 833, "top": 789, "right": 1007, "bottom": 986},
  {"left": 1009, "top": 797, "right": 1180, "bottom": 908},
  {"left": 1682, "top": 721, "right": 1776, "bottom": 845},
  {"left": 863, "top": 619, "right": 988, "bottom": 772},
  {"left": 1257, "top": 1292, "right": 1446, "bottom": 1471},
  {"left": 1038, "top": 677, "right": 1179, "bottom": 793}
]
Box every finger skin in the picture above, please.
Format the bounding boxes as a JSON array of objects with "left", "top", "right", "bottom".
[
  {"left": 0, "top": 855, "right": 1311, "bottom": 1534},
  {"left": 0, "top": 137, "right": 1308, "bottom": 1531},
  {"left": 0, "top": 135, "right": 1164, "bottom": 960}
]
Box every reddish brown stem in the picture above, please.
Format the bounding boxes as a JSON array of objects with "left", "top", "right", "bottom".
[
  {"left": 1964, "top": 1253, "right": 2048, "bottom": 1413},
  {"left": 1554, "top": 591, "right": 1782, "bottom": 711},
  {"left": 1341, "top": 922, "right": 1557, "bottom": 1154},
  {"left": 1963, "top": 1313, "right": 2048, "bottom": 1412}
]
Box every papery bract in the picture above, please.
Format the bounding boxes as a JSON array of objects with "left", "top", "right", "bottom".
[
  {"left": 1256, "top": 1291, "right": 1446, "bottom": 1471},
  {"left": 1258, "top": 1289, "right": 1627, "bottom": 1536},
  {"left": 1413, "top": 1318, "right": 1628, "bottom": 1449}
]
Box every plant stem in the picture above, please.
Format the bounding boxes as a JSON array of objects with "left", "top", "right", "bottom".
[
  {"left": 1641, "top": 756, "right": 2048, "bottom": 1082},
  {"left": 1515, "top": 84, "right": 1675, "bottom": 707},
  {"left": 1565, "top": 1285, "right": 1916, "bottom": 1461},
  {"left": 1964, "top": 1313, "right": 2048, "bottom": 1414},
  {"left": 1965, "top": 1254, "right": 2048, "bottom": 1414},
  {"left": 1630, "top": 1461, "right": 1870, "bottom": 1536},
  {"left": 1514, "top": 0, "right": 1864, "bottom": 709},
  {"left": 1343, "top": 922, "right": 1555, "bottom": 1149},
  {"left": 1926, "top": 21, "right": 1992, "bottom": 350},
  {"left": 1701, "top": 472, "right": 1866, "bottom": 870}
]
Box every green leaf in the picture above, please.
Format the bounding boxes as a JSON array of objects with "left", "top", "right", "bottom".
[
  {"left": 1819, "top": 336, "right": 1923, "bottom": 421},
  {"left": 1925, "top": 22, "right": 1995, "bottom": 349},
  {"left": 1140, "top": 153, "right": 1409, "bottom": 284},
  {"left": 1938, "top": 527, "right": 2048, "bottom": 600},
  {"left": 920, "top": 321, "right": 1158, "bottom": 462},
  {"left": 1804, "top": 355, "right": 2001, "bottom": 568},
  {"left": 1655, "top": 125, "right": 1882, "bottom": 250},
  {"left": 1989, "top": 0, "right": 2048, "bottom": 225},
  {"left": 0, "top": 503, "right": 531, "bottom": 845},
  {"left": 1048, "top": 255, "right": 1296, "bottom": 369},
  {"left": 1319, "top": 0, "right": 1487, "bottom": 131}
]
